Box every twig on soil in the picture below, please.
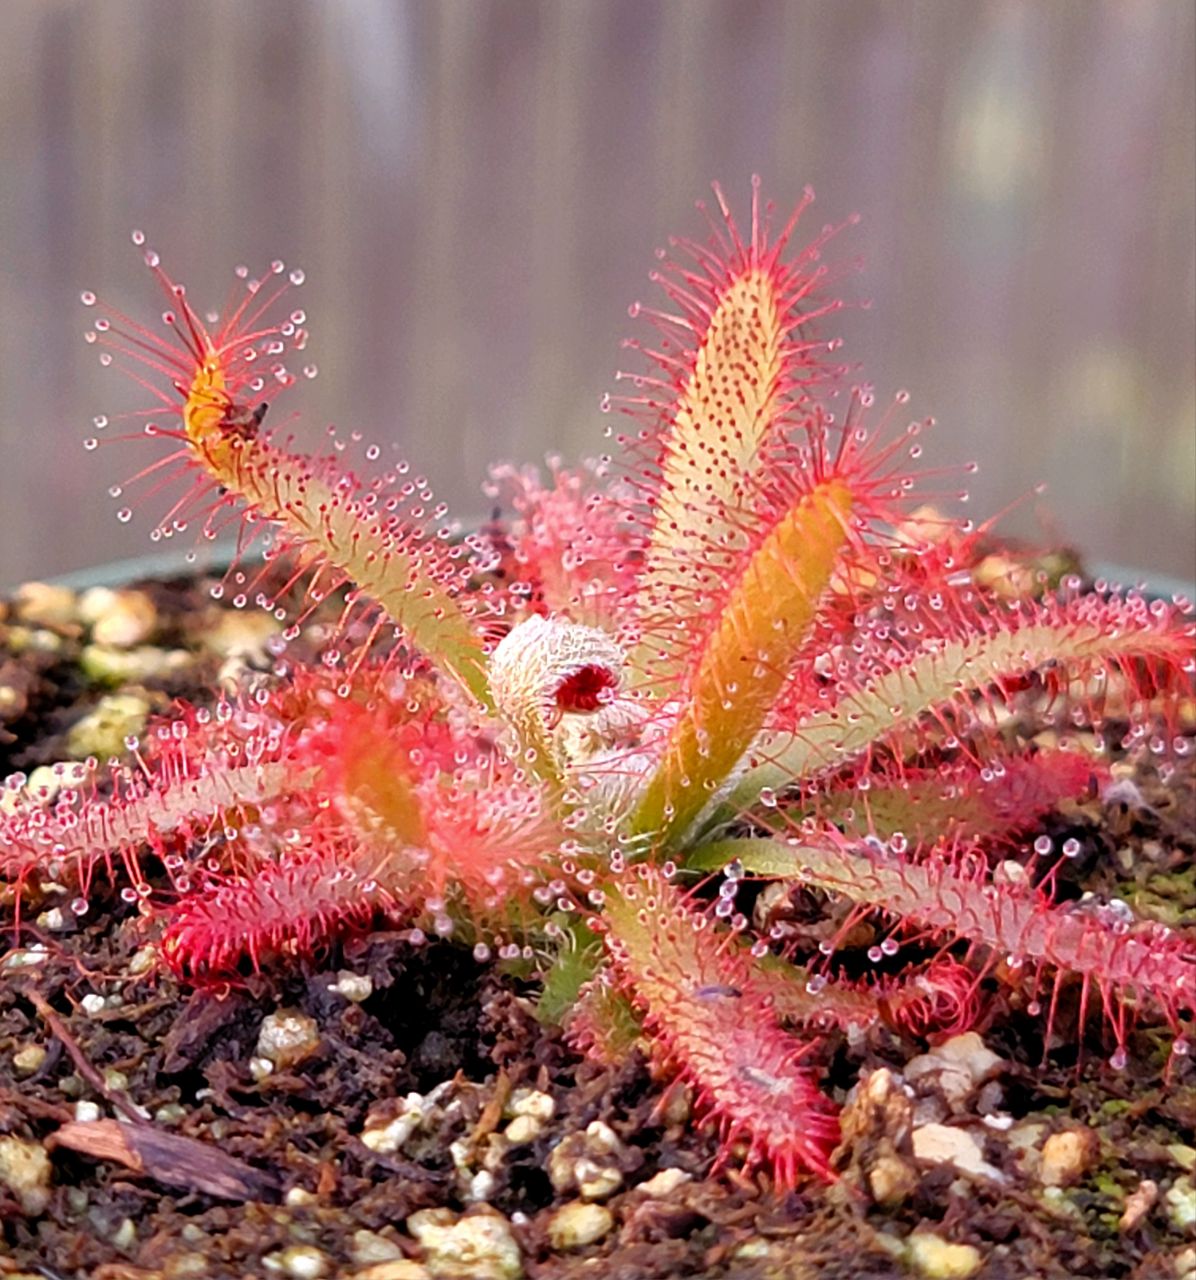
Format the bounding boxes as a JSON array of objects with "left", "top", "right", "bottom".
[
  {"left": 468, "top": 1065, "right": 512, "bottom": 1154},
  {"left": 21, "top": 986, "right": 145, "bottom": 1123},
  {"left": 0, "top": 1085, "right": 71, "bottom": 1123},
  {"left": 45, "top": 1118, "right": 281, "bottom": 1202}
]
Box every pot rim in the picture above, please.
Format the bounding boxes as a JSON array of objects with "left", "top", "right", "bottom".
[{"left": 15, "top": 543, "right": 1196, "bottom": 605}]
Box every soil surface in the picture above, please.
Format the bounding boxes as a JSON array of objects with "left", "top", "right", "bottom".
[{"left": 0, "top": 569, "right": 1192, "bottom": 1280}]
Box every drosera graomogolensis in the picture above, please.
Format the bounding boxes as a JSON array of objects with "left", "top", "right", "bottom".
[{"left": 3, "top": 178, "right": 1193, "bottom": 1185}]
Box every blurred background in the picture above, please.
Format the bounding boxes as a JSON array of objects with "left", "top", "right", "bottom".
[{"left": 1, "top": 0, "right": 1193, "bottom": 588}]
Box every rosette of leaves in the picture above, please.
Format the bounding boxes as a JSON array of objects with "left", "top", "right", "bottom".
[{"left": 3, "top": 179, "right": 1192, "bottom": 1184}]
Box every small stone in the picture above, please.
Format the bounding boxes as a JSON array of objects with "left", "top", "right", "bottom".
[
  {"left": 838, "top": 1068, "right": 917, "bottom": 1206},
  {"left": 80, "top": 643, "right": 192, "bottom": 687},
  {"left": 546, "top": 1201, "right": 613, "bottom": 1250},
  {"left": 634, "top": 1167, "right": 692, "bottom": 1198},
  {"left": 110, "top": 1216, "right": 137, "bottom": 1251},
  {"left": 464, "top": 1169, "right": 498, "bottom": 1203},
  {"left": 868, "top": 1153, "right": 918, "bottom": 1207},
  {"left": 504, "top": 1116, "right": 543, "bottom": 1147},
  {"left": 129, "top": 944, "right": 159, "bottom": 975},
  {"left": 249, "top": 1057, "right": 274, "bottom": 1082},
  {"left": 14, "top": 582, "right": 77, "bottom": 628},
  {"left": 1120, "top": 1179, "right": 1159, "bottom": 1232},
  {"left": 505, "top": 1087, "right": 555, "bottom": 1123},
  {"left": 255, "top": 1009, "right": 320, "bottom": 1071},
  {"left": 5, "top": 624, "right": 65, "bottom": 655},
  {"left": 905, "top": 1033, "right": 1003, "bottom": 1112},
  {"left": 202, "top": 610, "right": 279, "bottom": 662},
  {"left": 502, "top": 1088, "right": 555, "bottom": 1146},
  {"left": 1175, "top": 1246, "right": 1196, "bottom": 1280},
  {"left": 1039, "top": 1126, "right": 1097, "bottom": 1188},
  {"left": 13, "top": 1045, "right": 46, "bottom": 1074},
  {"left": 350, "top": 1229, "right": 406, "bottom": 1264},
  {"left": 933, "top": 1032, "right": 1004, "bottom": 1080},
  {"left": 731, "top": 1239, "right": 776, "bottom": 1262},
  {"left": 35, "top": 907, "right": 69, "bottom": 932},
  {"left": 912, "top": 1123, "right": 1005, "bottom": 1183},
  {"left": 263, "top": 1244, "right": 332, "bottom": 1278},
  {"left": 163, "top": 1253, "right": 213, "bottom": 1278},
  {"left": 86, "top": 589, "right": 158, "bottom": 648},
  {"left": 1007, "top": 1120, "right": 1047, "bottom": 1157},
  {"left": 285, "top": 1186, "right": 318, "bottom": 1206},
  {"left": 0, "top": 1136, "right": 52, "bottom": 1215},
  {"left": 2, "top": 944, "right": 49, "bottom": 969},
  {"left": 904, "top": 1232, "right": 983, "bottom": 1278},
  {"left": 407, "top": 1207, "right": 522, "bottom": 1280},
  {"left": 25, "top": 761, "right": 88, "bottom": 806},
  {"left": 351, "top": 1264, "right": 431, "bottom": 1280},
  {"left": 547, "top": 1121, "right": 629, "bottom": 1201},
  {"left": 361, "top": 1094, "right": 430, "bottom": 1154},
  {"left": 81, "top": 993, "right": 107, "bottom": 1017},
  {"left": 58, "top": 1073, "right": 85, "bottom": 1098},
  {"left": 332, "top": 970, "right": 374, "bottom": 1003},
  {"left": 75, "top": 1101, "right": 102, "bottom": 1123},
  {"left": 1164, "top": 1175, "right": 1196, "bottom": 1234},
  {"left": 77, "top": 586, "right": 117, "bottom": 626},
  {"left": 66, "top": 693, "right": 150, "bottom": 761}
]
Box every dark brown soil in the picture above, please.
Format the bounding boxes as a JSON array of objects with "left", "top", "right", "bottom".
[{"left": 0, "top": 570, "right": 1192, "bottom": 1280}]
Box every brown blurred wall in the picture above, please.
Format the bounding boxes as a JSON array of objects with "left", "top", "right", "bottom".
[{"left": 0, "top": 0, "right": 1193, "bottom": 586}]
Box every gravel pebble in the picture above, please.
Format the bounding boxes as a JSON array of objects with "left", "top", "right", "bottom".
[
  {"left": 904, "top": 1233, "right": 983, "bottom": 1278},
  {"left": 14, "top": 582, "right": 77, "bottom": 627},
  {"left": 255, "top": 1009, "right": 321, "bottom": 1071},
  {"left": 351, "top": 1263, "right": 431, "bottom": 1280},
  {"left": 548, "top": 1121, "right": 629, "bottom": 1201},
  {"left": 1039, "top": 1126, "right": 1097, "bottom": 1187},
  {"left": 503, "top": 1088, "right": 555, "bottom": 1145},
  {"left": 262, "top": 1244, "right": 332, "bottom": 1278},
  {"left": 911, "top": 1123, "right": 1005, "bottom": 1183},
  {"left": 2, "top": 945, "right": 49, "bottom": 970},
  {"left": 332, "top": 971, "right": 374, "bottom": 1002},
  {"left": 201, "top": 610, "right": 279, "bottom": 662},
  {"left": 1120, "top": 1179, "right": 1159, "bottom": 1232},
  {"left": 546, "top": 1201, "right": 614, "bottom": 1250},
  {"left": 80, "top": 643, "right": 191, "bottom": 687},
  {"left": 407, "top": 1207, "right": 522, "bottom": 1280},
  {"left": 350, "top": 1230, "right": 406, "bottom": 1264},
  {"left": 25, "top": 761, "right": 87, "bottom": 805},
  {"left": 66, "top": 692, "right": 150, "bottom": 760},
  {"left": 12, "top": 1044, "right": 46, "bottom": 1074},
  {"left": 362, "top": 1094, "right": 434, "bottom": 1154},
  {"left": 0, "top": 1136, "right": 52, "bottom": 1215},
  {"left": 1164, "top": 1175, "right": 1196, "bottom": 1233},
  {"left": 85, "top": 588, "right": 158, "bottom": 647},
  {"left": 905, "top": 1032, "right": 1004, "bottom": 1113},
  {"left": 634, "top": 1167, "right": 692, "bottom": 1198}
]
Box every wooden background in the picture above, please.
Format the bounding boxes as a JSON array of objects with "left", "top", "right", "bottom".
[{"left": 1, "top": 0, "right": 1193, "bottom": 587}]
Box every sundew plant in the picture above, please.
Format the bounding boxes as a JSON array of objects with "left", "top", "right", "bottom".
[{"left": 3, "top": 180, "right": 1194, "bottom": 1184}]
